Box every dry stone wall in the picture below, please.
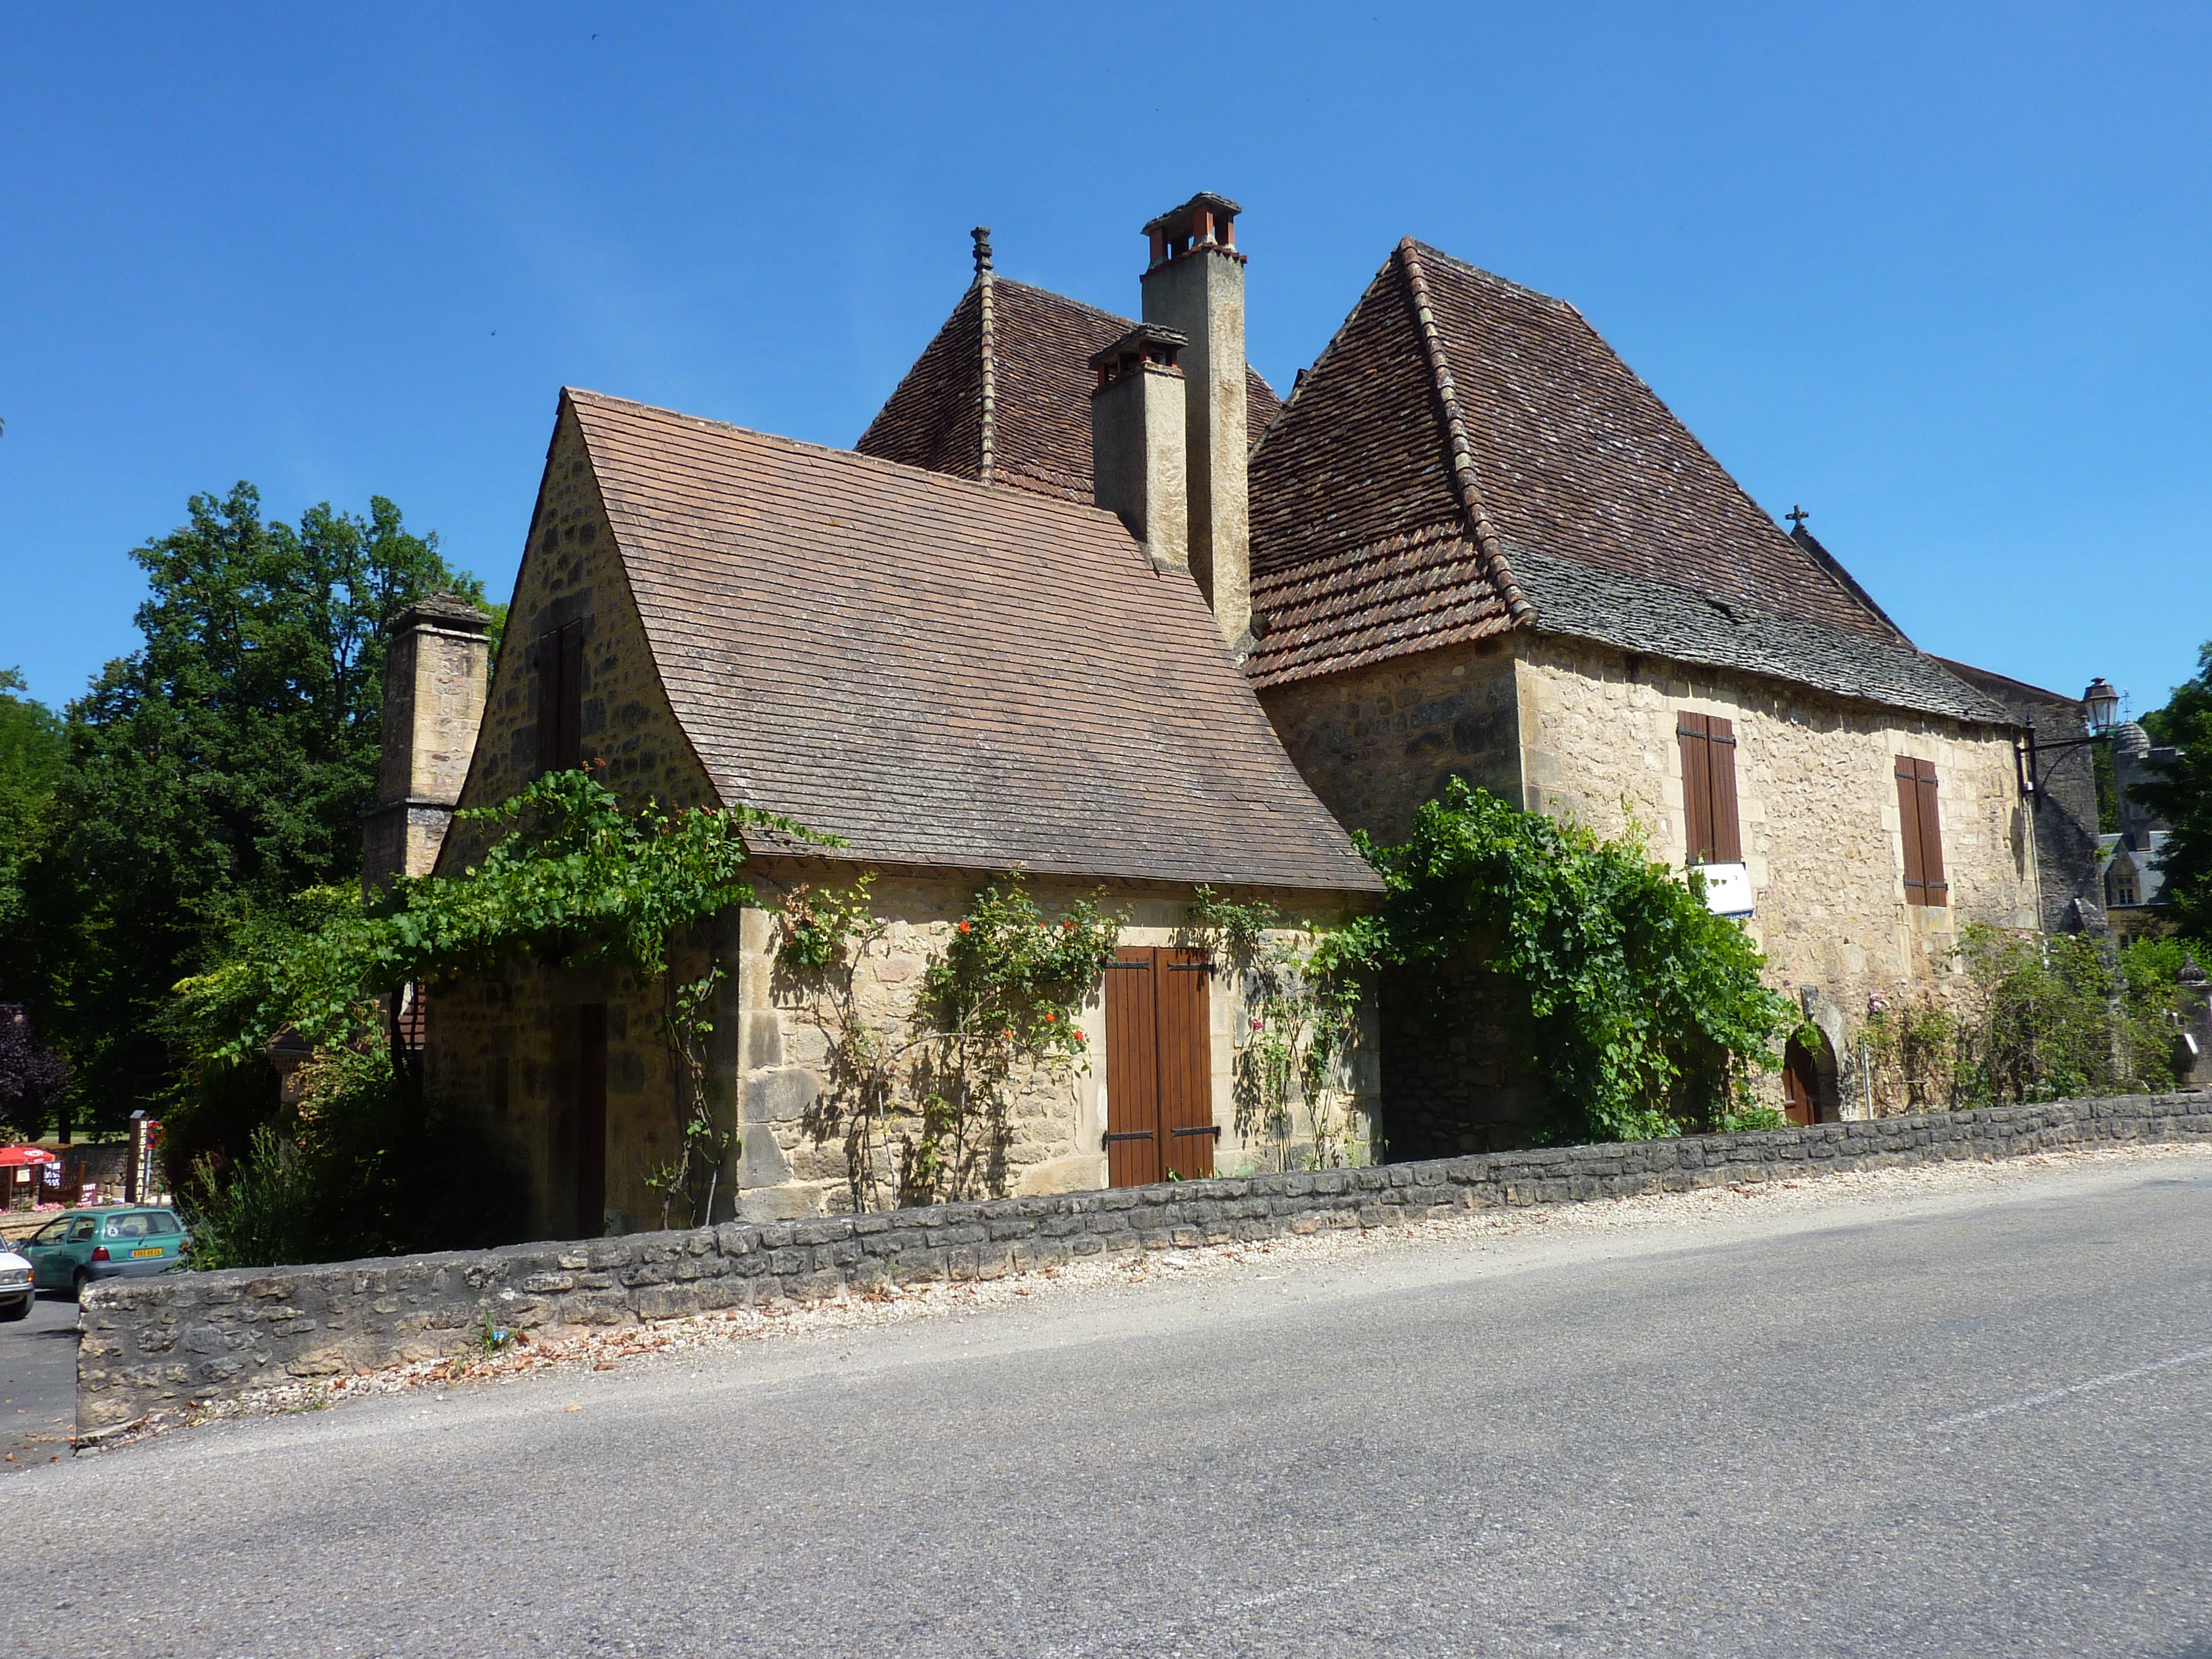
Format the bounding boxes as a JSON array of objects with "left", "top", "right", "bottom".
[{"left": 79, "top": 1091, "right": 2212, "bottom": 1431}]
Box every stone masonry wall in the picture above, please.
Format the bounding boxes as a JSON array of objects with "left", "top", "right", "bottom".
[
  {"left": 1258, "top": 637, "right": 1521, "bottom": 846},
  {"left": 427, "top": 867, "right": 1382, "bottom": 1237},
  {"left": 1517, "top": 634, "right": 2037, "bottom": 1116},
  {"left": 80, "top": 1091, "right": 2212, "bottom": 1430},
  {"left": 424, "top": 398, "right": 737, "bottom": 1238}
]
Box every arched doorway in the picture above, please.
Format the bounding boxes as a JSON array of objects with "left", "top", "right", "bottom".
[{"left": 1781, "top": 1032, "right": 1835, "bottom": 1126}]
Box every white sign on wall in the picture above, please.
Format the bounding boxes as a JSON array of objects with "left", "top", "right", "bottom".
[{"left": 1695, "top": 861, "right": 1755, "bottom": 919}]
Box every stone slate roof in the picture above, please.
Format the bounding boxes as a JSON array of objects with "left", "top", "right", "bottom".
[
  {"left": 856, "top": 276, "right": 1282, "bottom": 506},
  {"left": 565, "top": 389, "right": 1377, "bottom": 893},
  {"left": 1245, "top": 240, "right": 2005, "bottom": 725}
]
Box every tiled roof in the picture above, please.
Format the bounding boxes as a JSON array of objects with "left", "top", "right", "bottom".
[
  {"left": 566, "top": 389, "right": 1377, "bottom": 894},
  {"left": 856, "top": 276, "right": 1282, "bottom": 505},
  {"left": 1245, "top": 240, "right": 1999, "bottom": 723}
]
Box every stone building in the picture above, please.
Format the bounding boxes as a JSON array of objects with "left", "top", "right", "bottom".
[
  {"left": 867, "top": 201, "right": 2044, "bottom": 1147},
  {"left": 412, "top": 367, "right": 1381, "bottom": 1238}
]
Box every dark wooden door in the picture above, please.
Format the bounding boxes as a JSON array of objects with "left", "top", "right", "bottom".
[
  {"left": 1782, "top": 1039, "right": 1818, "bottom": 1127},
  {"left": 575, "top": 1004, "right": 608, "bottom": 1236},
  {"left": 1103, "top": 948, "right": 1215, "bottom": 1185}
]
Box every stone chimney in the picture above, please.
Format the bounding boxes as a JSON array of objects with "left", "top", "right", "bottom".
[
  {"left": 1140, "top": 192, "right": 1252, "bottom": 652},
  {"left": 1089, "top": 323, "right": 1190, "bottom": 572},
  {"left": 363, "top": 592, "right": 492, "bottom": 893}
]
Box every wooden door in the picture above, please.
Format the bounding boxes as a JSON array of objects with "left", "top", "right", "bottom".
[
  {"left": 1103, "top": 948, "right": 1216, "bottom": 1185},
  {"left": 575, "top": 1004, "right": 608, "bottom": 1236},
  {"left": 1781, "top": 1038, "right": 1818, "bottom": 1127}
]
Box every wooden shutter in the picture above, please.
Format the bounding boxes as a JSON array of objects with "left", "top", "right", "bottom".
[
  {"left": 1678, "top": 713, "right": 1714, "bottom": 863},
  {"left": 1678, "top": 712, "right": 1743, "bottom": 865},
  {"left": 1103, "top": 950, "right": 1162, "bottom": 1187},
  {"left": 1158, "top": 949, "right": 1216, "bottom": 1179},
  {"left": 534, "top": 623, "right": 585, "bottom": 776},
  {"left": 1706, "top": 716, "right": 1742, "bottom": 863},
  {"left": 557, "top": 625, "right": 584, "bottom": 769},
  {"left": 1912, "top": 760, "right": 1946, "bottom": 905},
  {"left": 1895, "top": 756, "right": 1926, "bottom": 903}
]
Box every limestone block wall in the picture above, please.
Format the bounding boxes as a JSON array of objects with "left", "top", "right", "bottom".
[
  {"left": 437, "top": 399, "right": 715, "bottom": 876},
  {"left": 428, "top": 868, "right": 1382, "bottom": 1237},
  {"left": 1258, "top": 638, "right": 1521, "bottom": 845},
  {"left": 731, "top": 868, "right": 1381, "bottom": 1220},
  {"left": 1515, "top": 636, "right": 2036, "bottom": 1022}
]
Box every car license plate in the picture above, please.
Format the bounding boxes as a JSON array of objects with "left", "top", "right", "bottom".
[{"left": 130, "top": 1247, "right": 163, "bottom": 1259}]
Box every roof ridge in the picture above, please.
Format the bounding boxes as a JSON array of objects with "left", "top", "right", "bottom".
[
  {"left": 1403, "top": 240, "right": 1578, "bottom": 313},
  {"left": 974, "top": 229, "right": 997, "bottom": 487},
  {"left": 564, "top": 386, "right": 1130, "bottom": 531},
  {"left": 1393, "top": 239, "right": 1536, "bottom": 626}
]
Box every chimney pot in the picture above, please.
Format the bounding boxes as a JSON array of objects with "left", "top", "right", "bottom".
[
  {"left": 1089, "top": 324, "right": 1190, "bottom": 573},
  {"left": 1139, "top": 192, "right": 1252, "bottom": 653}
]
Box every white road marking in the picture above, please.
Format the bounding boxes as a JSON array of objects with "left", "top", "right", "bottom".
[{"left": 1925, "top": 1341, "right": 2212, "bottom": 1431}]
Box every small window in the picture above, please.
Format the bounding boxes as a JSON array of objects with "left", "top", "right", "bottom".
[
  {"left": 144, "top": 1212, "right": 181, "bottom": 1235},
  {"left": 1895, "top": 757, "right": 1948, "bottom": 907},
  {"left": 105, "top": 1215, "right": 150, "bottom": 1239},
  {"left": 1677, "top": 712, "right": 1743, "bottom": 864}
]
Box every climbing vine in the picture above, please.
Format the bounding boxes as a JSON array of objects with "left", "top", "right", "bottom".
[
  {"left": 776, "top": 874, "right": 1119, "bottom": 1209},
  {"left": 1182, "top": 887, "right": 1367, "bottom": 1170},
  {"left": 1347, "top": 780, "right": 1795, "bottom": 1144},
  {"left": 172, "top": 768, "right": 834, "bottom": 1244}
]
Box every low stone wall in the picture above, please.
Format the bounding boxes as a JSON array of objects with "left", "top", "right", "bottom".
[{"left": 78, "top": 1091, "right": 2212, "bottom": 1430}]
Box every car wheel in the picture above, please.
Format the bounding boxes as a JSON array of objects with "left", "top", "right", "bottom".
[
  {"left": 70, "top": 1268, "right": 89, "bottom": 1302},
  {"left": 0, "top": 1296, "right": 27, "bottom": 1322}
]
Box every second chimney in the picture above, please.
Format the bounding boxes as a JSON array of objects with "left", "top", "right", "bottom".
[
  {"left": 1090, "top": 323, "right": 1190, "bottom": 572},
  {"left": 1140, "top": 192, "right": 1251, "bottom": 652}
]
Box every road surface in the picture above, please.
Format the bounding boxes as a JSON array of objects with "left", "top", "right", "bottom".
[{"left": 12, "top": 1151, "right": 2212, "bottom": 1657}]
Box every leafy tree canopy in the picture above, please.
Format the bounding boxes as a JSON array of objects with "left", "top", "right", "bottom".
[
  {"left": 2137, "top": 640, "right": 2212, "bottom": 936},
  {"left": 0, "top": 668, "right": 68, "bottom": 943},
  {"left": 3, "top": 484, "right": 495, "bottom": 1131}
]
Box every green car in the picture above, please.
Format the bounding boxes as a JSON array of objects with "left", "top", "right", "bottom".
[{"left": 22, "top": 1208, "right": 189, "bottom": 1298}]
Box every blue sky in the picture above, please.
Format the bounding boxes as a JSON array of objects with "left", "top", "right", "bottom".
[{"left": 3, "top": 2, "right": 2207, "bottom": 718}]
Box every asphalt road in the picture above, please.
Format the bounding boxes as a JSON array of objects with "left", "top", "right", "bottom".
[
  {"left": 12, "top": 1155, "right": 2212, "bottom": 1658},
  {"left": 0, "top": 1290, "right": 80, "bottom": 1472}
]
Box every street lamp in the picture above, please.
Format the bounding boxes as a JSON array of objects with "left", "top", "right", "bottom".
[
  {"left": 2017, "top": 676, "right": 2120, "bottom": 797},
  {"left": 2083, "top": 677, "right": 2121, "bottom": 735}
]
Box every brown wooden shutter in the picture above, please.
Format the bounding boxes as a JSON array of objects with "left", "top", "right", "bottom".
[
  {"left": 557, "top": 624, "right": 585, "bottom": 769},
  {"left": 1914, "top": 760, "right": 1946, "bottom": 906},
  {"left": 1103, "top": 950, "right": 1161, "bottom": 1187},
  {"left": 1895, "top": 756, "right": 1926, "bottom": 902},
  {"left": 1158, "top": 949, "right": 1216, "bottom": 1179},
  {"left": 534, "top": 623, "right": 586, "bottom": 775},
  {"left": 531, "top": 635, "right": 556, "bottom": 777},
  {"left": 1678, "top": 713, "right": 1714, "bottom": 863},
  {"left": 1706, "top": 716, "right": 1742, "bottom": 863}
]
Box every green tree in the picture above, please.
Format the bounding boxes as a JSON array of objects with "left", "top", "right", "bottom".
[
  {"left": 0, "top": 668, "right": 68, "bottom": 943},
  {"left": 3, "top": 484, "right": 494, "bottom": 1133},
  {"left": 2137, "top": 642, "right": 2212, "bottom": 937}
]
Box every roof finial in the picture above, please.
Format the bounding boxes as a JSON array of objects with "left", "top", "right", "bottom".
[
  {"left": 971, "top": 226, "right": 993, "bottom": 278},
  {"left": 1786, "top": 504, "right": 1810, "bottom": 530}
]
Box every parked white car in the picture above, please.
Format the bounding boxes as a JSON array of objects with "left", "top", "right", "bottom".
[{"left": 0, "top": 1247, "right": 32, "bottom": 1321}]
